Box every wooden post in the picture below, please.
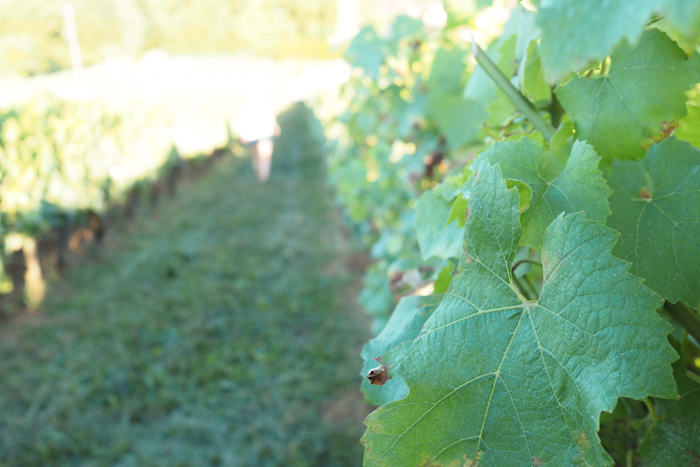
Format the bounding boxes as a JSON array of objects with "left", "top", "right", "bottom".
[
  {"left": 62, "top": 2, "right": 84, "bottom": 75},
  {"left": 23, "top": 237, "right": 45, "bottom": 310}
]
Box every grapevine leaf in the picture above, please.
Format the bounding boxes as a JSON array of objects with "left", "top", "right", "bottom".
[
  {"left": 556, "top": 29, "right": 700, "bottom": 163},
  {"left": 606, "top": 136, "right": 700, "bottom": 307},
  {"left": 659, "top": 0, "right": 700, "bottom": 39},
  {"left": 537, "top": 0, "right": 700, "bottom": 80},
  {"left": 427, "top": 95, "right": 488, "bottom": 151},
  {"left": 514, "top": 6, "right": 540, "bottom": 63},
  {"left": 549, "top": 119, "right": 575, "bottom": 166},
  {"left": 514, "top": 10, "right": 542, "bottom": 105},
  {"left": 472, "top": 136, "right": 611, "bottom": 248},
  {"left": 651, "top": 18, "right": 700, "bottom": 56},
  {"left": 345, "top": 25, "right": 387, "bottom": 80},
  {"left": 362, "top": 162, "right": 677, "bottom": 467},
  {"left": 427, "top": 48, "right": 467, "bottom": 96},
  {"left": 426, "top": 47, "right": 487, "bottom": 150},
  {"left": 395, "top": 93, "right": 429, "bottom": 140},
  {"left": 638, "top": 360, "right": 700, "bottom": 465},
  {"left": 415, "top": 190, "right": 463, "bottom": 261},
  {"left": 521, "top": 41, "right": 552, "bottom": 103},
  {"left": 361, "top": 295, "right": 443, "bottom": 406},
  {"left": 386, "top": 16, "right": 424, "bottom": 53}
]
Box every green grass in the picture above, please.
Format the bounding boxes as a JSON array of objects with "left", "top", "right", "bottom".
[{"left": 0, "top": 104, "right": 370, "bottom": 466}]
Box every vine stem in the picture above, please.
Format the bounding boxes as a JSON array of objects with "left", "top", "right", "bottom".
[
  {"left": 511, "top": 259, "right": 542, "bottom": 271},
  {"left": 522, "top": 275, "right": 539, "bottom": 299},
  {"left": 470, "top": 35, "right": 556, "bottom": 142},
  {"left": 664, "top": 301, "right": 700, "bottom": 345},
  {"left": 512, "top": 275, "right": 533, "bottom": 300},
  {"left": 643, "top": 397, "right": 659, "bottom": 421}
]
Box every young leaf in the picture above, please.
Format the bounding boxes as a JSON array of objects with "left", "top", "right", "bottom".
[
  {"left": 471, "top": 39, "right": 555, "bottom": 141},
  {"left": 415, "top": 190, "right": 463, "bottom": 261},
  {"left": 521, "top": 41, "right": 552, "bottom": 104},
  {"left": 434, "top": 260, "right": 457, "bottom": 293},
  {"left": 463, "top": 25, "right": 518, "bottom": 130},
  {"left": 606, "top": 136, "right": 700, "bottom": 308},
  {"left": 638, "top": 360, "right": 700, "bottom": 465},
  {"left": 360, "top": 295, "right": 443, "bottom": 406},
  {"left": 675, "top": 104, "right": 700, "bottom": 150},
  {"left": 556, "top": 29, "right": 700, "bottom": 163},
  {"left": 362, "top": 162, "right": 677, "bottom": 467},
  {"left": 446, "top": 194, "right": 469, "bottom": 229},
  {"left": 472, "top": 136, "right": 611, "bottom": 248}
]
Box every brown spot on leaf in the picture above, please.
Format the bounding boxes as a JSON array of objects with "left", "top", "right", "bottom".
[
  {"left": 532, "top": 456, "right": 544, "bottom": 466},
  {"left": 367, "top": 364, "right": 391, "bottom": 385},
  {"left": 577, "top": 431, "right": 590, "bottom": 448},
  {"left": 642, "top": 120, "right": 679, "bottom": 151},
  {"left": 639, "top": 187, "right": 651, "bottom": 199},
  {"left": 465, "top": 207, "right": 471, "bottom": 221}
]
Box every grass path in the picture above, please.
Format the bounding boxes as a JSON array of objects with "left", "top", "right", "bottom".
[{"left": 0, "top": 104, "right": 370, "bottom": 466}]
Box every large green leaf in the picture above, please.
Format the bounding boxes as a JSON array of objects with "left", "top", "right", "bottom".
[
  {"left": 472, "top": 136, "right": 611, "bottom": 248},
  {"left": 639, "top": 360, "right": 700, "bottom": 465},
  {"left": 556, "top": 29, "right": 700, "bottom": 163},
  {"left": 360, "top": 295, "right": 443, "bottom": 406},
  {"left": 537, "top": 0, "right": 700, "bottom": 80},
  {"left": 362, "top": 162, "right": 677, "bottom": 467},
  {"left": 606, "top": 136, "right": 700, "bottom": 307}
]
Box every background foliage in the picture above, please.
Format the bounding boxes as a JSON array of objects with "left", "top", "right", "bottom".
[{"left": 0, "top": 0, "right": 337, "bottom": 76}]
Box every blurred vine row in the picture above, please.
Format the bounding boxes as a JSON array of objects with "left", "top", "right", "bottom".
[{"left": 0, "top": 96, "right": 224, "bottom": 312}]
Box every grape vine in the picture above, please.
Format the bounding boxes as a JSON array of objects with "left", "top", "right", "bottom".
[{"left": 325, "top": 1, "right": 700, "bottom": 465}]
